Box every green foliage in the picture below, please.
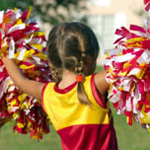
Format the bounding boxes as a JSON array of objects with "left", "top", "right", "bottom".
[{"left": 0, "top": 0, "right": 86, "bottom": 25}]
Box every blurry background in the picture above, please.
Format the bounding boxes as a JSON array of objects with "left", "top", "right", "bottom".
[
  {"left": 0, "top": 0, "right": 146, "bottom": 63},
  {"left": 0, "top": 0, "right": 150, "bottom": 150}
]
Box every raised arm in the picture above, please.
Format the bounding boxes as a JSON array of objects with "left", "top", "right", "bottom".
[
  {"left": 2, "top": 57, "right": 45, "bottom": 100},
  {"left": 94, "top": 71, "right": 109, "bottom": 102}
]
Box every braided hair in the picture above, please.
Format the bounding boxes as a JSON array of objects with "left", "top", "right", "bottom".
[{"left": 47, "top": 22, "right": 99, "bottom": 105}]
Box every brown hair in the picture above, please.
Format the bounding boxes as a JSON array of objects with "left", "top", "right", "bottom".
[{"left": 47, "top": 22, "right": 99, "bottom": 105}]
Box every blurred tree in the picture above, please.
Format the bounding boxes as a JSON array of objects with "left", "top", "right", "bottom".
[
  {"left": 0, "top": 0, "right": 87, "bottom": 25},
  {"left": 136, "top": 9, "right": 147, "bottom": 18}
]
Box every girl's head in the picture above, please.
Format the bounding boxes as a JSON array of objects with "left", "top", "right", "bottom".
[
  {"left": 47, "top": 22, "right": 100, "bottom": 105},
  {"left": 47, "top": 22, "right": 99, "bottom": 78}
]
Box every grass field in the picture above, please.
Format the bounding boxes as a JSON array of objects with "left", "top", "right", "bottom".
[
  {"left": 0, "top": 66, "right": 150, "bottom": 150},
  {"left": 1, "top": 106, "right": 150, "bottom": 150}
]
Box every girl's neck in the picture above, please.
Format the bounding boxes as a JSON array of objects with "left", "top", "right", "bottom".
[{"left": 58, "top": 69, "right": 76, "bottom": 89}]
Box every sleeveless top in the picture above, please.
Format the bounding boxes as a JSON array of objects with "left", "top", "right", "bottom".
[{"left": 42, "top": 74, "right": 118, "bottom": 150}]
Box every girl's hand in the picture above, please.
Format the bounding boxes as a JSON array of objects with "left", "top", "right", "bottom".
[{"left": 1, "top": 56, "right": 45, "bottom": 100}]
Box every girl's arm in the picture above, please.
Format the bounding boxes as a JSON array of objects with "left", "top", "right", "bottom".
[
  {"left": 94, "top": 71, "right": 109, "bottom": 102},
  {"left": 2, "top": 57, "right": 45, "bottom": 100}
]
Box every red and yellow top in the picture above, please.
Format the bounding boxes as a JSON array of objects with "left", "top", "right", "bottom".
[{"left": 42, "top": 74, "right": 118, "bottom": 150}]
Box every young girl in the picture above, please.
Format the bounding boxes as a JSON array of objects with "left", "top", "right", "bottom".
[{"left": 2, "top": 22, "right": 118, "bottom": 150}]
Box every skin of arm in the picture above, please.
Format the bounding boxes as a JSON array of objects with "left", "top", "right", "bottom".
[
  {"left": 2, "top": 57, "right": 45, "bottom": 100},
  {"left": 94, "top": 71, "right": 109, "bottom": 103}
]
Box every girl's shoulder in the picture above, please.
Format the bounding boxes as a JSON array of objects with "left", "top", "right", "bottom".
[{"left": 93, "top": 71, "right": 109, "bottom": 99}]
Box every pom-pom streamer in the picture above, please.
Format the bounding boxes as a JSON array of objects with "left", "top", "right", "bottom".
[
  {"left": 0, "top": 8, "right": 53, "bottom": 139},
  {"left": 104, "top": 1, "right": 150, "bottom": 128}
]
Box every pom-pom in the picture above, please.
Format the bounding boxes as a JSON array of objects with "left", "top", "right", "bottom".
[
  {"left": 0, "top": 8, "right": 53, "bottom": 139},
  {"left": 104, "top": 1, "right": 150, "bottom": 128},
  {"left": 144, "top": 0, "right": 150, "bottom": 11}
]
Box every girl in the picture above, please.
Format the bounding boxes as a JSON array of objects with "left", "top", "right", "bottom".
[{"left": 2, "top": 22, "right": 118, "bottom": 150}]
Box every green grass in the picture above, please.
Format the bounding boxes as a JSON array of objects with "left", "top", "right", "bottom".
[
  {"left": 1, "top": 106, "right": 150, "bottom": 150},
  {"left": 1, "top": 66, "right": 150, "bottom": 150},
  {"left": 112, "top": 105, "right": 150, "bottom": 150},
  {"left": 0, "top": 123, "right": 61, "bottom": 150}
]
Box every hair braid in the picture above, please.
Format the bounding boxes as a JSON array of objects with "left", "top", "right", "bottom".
[{"left": 75, "top": 54, "right": 91, "bottom": 105}]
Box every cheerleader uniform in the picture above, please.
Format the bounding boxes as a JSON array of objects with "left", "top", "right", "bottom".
[{"left": 42, "top": 74, "right": 118, "bottom": 150}]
